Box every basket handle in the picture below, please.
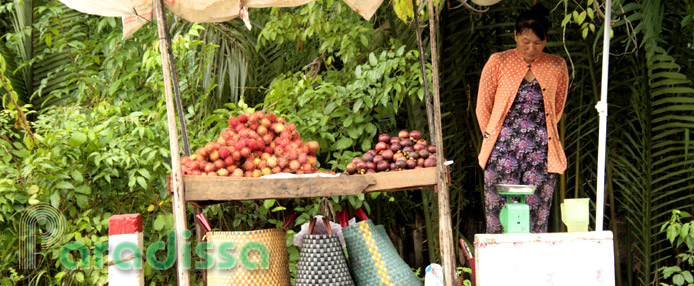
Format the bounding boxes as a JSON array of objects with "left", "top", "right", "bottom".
[
  {"left": 337, "top": 209, "right": 348, "bottom": 228},
  {"left": 355, "top": 208, "right": 368, "bottom": 221},
  {"left": 308, "top": 217, "right": 333, "bottom": 235},
  {"left": 282, "top": 212, "right": 297, "bottom": 230},
  {"left": 195, "top": 212, "right": 212, "bottom": 233}
]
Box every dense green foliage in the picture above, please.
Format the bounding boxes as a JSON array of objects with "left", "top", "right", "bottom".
[
  {"left": 659, "top": 210, "right": 694, "bottom": 286},
  {"left": 2, "top": 0, "right": 694, "bottom": 285}
]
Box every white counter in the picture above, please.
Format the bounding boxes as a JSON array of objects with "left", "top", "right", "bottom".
[{"left": 474, "top": 231, "right": 615, "bottom": 285}]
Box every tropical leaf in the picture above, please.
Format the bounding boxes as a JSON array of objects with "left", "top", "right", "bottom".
[{"left": 2, "top": 0, "right": 91, "bottom": 109}]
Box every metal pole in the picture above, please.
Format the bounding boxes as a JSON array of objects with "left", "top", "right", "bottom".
[
  {"left": 412, "top": 0, "right": 437, "bottom": 141},
  {"left": 595, "top": 0, "right": 612, "bottom": 232},
  {"left": 426, "top": 0, "right": 456, "bottom": 283},
  {"left": 154, "top": 0, "right": 190, "bottom": 284}
]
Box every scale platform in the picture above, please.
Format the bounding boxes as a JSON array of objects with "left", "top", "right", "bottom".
[{"left": 494, "top": 184, "right": 536, "bottom": 195}]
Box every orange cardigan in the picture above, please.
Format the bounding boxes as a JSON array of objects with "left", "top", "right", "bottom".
[{"left": 476, "top": 48, "right": 569, "bottom": 174}]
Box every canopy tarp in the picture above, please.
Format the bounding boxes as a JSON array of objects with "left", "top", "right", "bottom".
[{"left": 59, "top": 0, "right": 383, "bottom": 38}]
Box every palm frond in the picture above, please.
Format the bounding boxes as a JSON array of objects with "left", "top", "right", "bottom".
[{"left": 609, "top": 1, "right": 694, "bottom": 285}]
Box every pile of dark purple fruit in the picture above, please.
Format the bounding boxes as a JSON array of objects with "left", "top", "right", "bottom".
[{"left": 344, "top": 130, "right": 437, "bottom": 175}]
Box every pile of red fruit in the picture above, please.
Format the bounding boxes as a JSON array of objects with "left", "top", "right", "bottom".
[
  {"left": 181, "top": 110, "right": 320, "bottom": 177},
  {"left": 344, "top": 130, "right": 437, "bottom": 175}
]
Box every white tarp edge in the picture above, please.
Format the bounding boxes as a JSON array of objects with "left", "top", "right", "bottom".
[{"left": 58, "top": 0, "right": 383, "bottom": 38}]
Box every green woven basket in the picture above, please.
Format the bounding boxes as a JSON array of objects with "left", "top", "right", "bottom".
[{"left": 342, "top": 219, "right": 422, "bottom": 286}]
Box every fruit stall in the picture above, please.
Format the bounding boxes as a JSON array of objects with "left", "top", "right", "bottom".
[
  {"left": 58, "top": 0, "right": 457, "bottom": 284},
  {"left": 176, "top": 112, "right": 450, "bottom": 204},
  {"left": 150, "top": 1, "right": 457, "bottom": 284}
]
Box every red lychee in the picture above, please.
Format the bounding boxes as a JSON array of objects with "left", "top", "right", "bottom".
[
  {"left": 260, "top": 118, "right": 271, "bottom": 128},
  {"left": 209, "top": 150, "right": 220, "bottom": 161},
  {"left": 302, "top": 163, "right": 312, "bottom": 173},
  {"left": 289, "top": 160, "right": 301, "bottom": 171},
  {"left": 257, "top": 125, "right": 268, "bottom": 136},
  {"left": 261, "top": 167, "right": 272, "bottom": 176},
  {"left": 240, "top": 147, "right": 251, "bottom": 157},
  {"left": 267, "top": 113, "right": 277, "bottom": 123},
  {"left": 298, "top": 153, "right": 308, "bottom": 164},
  {"left": 263, "top": 134, "right": 273, "bottom": 144},
  {"left": 274, "top": 147, "right": 285, "bottom": 156},
  {"left": 229, "top": 116, "right": 239, "bottom": 127},
  {"left": 224, "top": 156, "right": 234, "bottom": 166},
  {"left": 219, "top": 147, "right": 231, "bottom": 159},
  {"left": 257, "top": 160, "right": 268, "bottom": 170},
  {"left": 214, "top": 159, "right": 225, "bottom": 170},
  {"left": 204, "top": 163, "right": 216, "bottom": 173},
  {"left": 221, "top": 130, "right": 232, "bottom": 140},
  {"left": 248, "top": 114, "right": 258, "bottom": 124},
  {"left": 306, "top": 141, "right": 319, "bottom": 152},
  {"left": 267, "top": 156, "right": 278, "bottom": 167},
  {"left": 287, "top": 149, "right": 298, "bottom": 160},
  {"left": 278, "top": 157, "right": 289, "bottom": 168},
  {"left": 243, "top": 160, "right": 255, "bottom": 171}
]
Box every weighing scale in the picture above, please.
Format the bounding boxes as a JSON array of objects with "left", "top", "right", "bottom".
[{"left": 495, "top": 184, "right": 536, "bottom": 234}]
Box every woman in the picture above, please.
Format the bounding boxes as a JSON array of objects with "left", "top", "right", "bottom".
[{"left": 476, "top": 4, "right": 569, "bottom": 234}]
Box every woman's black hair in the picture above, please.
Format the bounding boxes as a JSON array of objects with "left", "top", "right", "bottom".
[{"left": 515, "top": 4, "right": 551, "bottom": 40}]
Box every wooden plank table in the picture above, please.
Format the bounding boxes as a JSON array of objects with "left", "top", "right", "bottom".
[{"left": 174, "top": 167, "right": 446, "bottom": 204}]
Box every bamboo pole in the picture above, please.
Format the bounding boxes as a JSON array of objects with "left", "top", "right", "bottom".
[
  {"left": 154, "top": 0, "right": 189, "bottom": 285},
  {"left": 426, "top": 0, "right": 456, "bottom": 284}
]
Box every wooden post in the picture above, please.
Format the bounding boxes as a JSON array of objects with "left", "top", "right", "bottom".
[
  {"left": 154, "top": 0, "right": 190, "bottom": 285},
  {"left": 151, "top": 0, "right": 204, "bottom": 281},
  {"left": 427, "top": 0, "right": 456, "bottom": 284}
]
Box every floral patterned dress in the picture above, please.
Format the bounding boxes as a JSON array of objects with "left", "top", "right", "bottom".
[{"left": 484, "top": 78, "right": 557, "bottom": 234}]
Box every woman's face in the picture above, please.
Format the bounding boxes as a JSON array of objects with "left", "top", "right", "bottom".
[{"left": 514, "top": 29, "right": 546, "bottom": 64}]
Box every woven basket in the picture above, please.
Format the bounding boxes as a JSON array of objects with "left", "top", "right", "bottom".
[
  {"left": 206, "top": 228, "right": 290, "bottom": 286},
  {"left": 295, "top": 217, "right": 355, "bottom": 286},
  {"left": 343, "top": 219, "right": 422, "bottom": 286}
]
